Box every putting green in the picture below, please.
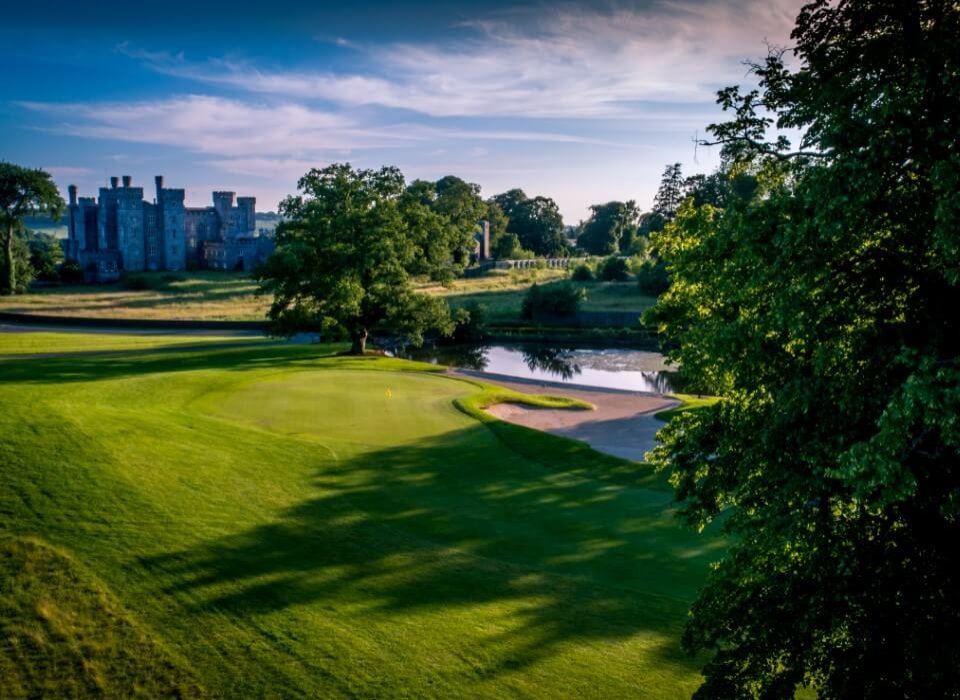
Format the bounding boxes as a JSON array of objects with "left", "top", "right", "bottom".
[{"left": 0, "top": 343, "right": 721, "bottom": 698}]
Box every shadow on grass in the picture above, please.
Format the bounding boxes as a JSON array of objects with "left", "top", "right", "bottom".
[
  {"left": 0, "top": 344, "right": 359, "bottom": 386},
  {"left": 140, "top": 423, "right": 722, "bottom": 677}
]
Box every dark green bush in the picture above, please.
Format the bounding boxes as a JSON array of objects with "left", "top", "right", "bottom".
[
  {"left": 571, "top": 264, "right": 594, "bottom": 281},
  {"left": 598, "top": 256, "right": 630, "bottom": 282},
  {"left": 58, "top": 260, "right": 84, "bottom": 284},
  {"left": 636, "top": 258, "right": 669, "bottom": 295},
  {"left": 521, "top": 282, "right": 586, "bottom": 320}
]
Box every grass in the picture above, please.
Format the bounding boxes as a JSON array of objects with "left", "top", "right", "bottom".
[
  {"left": 0, "top": 329, "right": 264, "bottom": 356},
  {"left": 0, "top": 269, "right": 656, "bottom": 326},
  {"left": 654, "top": 394, "right": 721, "bottom": 422},
  {"left": 0, "top": 337, "right": 723, "bottom": 698}
]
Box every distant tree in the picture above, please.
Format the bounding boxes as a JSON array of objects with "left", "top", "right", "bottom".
[
  {"left": 25, "top": 230, "right": 64, "bottom": 281},
  {"left": 490, "top": 189, "right": 528, "bottom": 220},
  {"left": 484, "top": 199, "right": 509, "bottom": 241},
  {"left": 647, "top": 1, "right": 960, "bottom": 697},
  {"left": 0, "top": 163, "right": 64, "bottom": 295},
  {"left": 0, "top": 231, "right": 35, "bottom": 294},
  {"left": 492, "top": 232, "right": 532, "bottom": 260},
  {"left": 577, "top": 201, "right": 640, "bottom": 255},
  {"left": 489, "top": 189, "right": 568, "bottom": 257},
  {"left": 258, "top": 164, "right": 454, "bottom": 355},
  {"left": 512, "top": 196, "right": 567, "bottom": 257},
  {"left": 401, "top": 176, "right": 486, "bottom": 277},
  {"left": 653, "top": 163, "right": 685, "bottom": 221}
]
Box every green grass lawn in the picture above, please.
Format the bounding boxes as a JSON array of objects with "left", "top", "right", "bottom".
[
  {"left": 0, "top": 338, "right": 722, "bottom": 698},
  {"left": 0, "top": 329, "right": 265, "bottom": 356},
  {"left": 0, "top": 269, "right": 655, "bottom": 327}
]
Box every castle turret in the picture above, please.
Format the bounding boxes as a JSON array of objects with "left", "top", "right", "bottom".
[
  {"left": 110, "top": 176, "right": 119, "bottom": 189},
  {"left": 122, "top": 175, "right": 132, "bottom": 188},
  {"left": 68, "top": 184, "right": 78, "bottom": 206}
]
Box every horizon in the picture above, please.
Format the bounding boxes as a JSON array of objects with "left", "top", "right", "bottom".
[{"left": 1, "top": 0, "right": 802, "bottom": 222}]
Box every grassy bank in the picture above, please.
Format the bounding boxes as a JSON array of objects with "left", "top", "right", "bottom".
[
  {"left": 0, "top": 337, "right": 721, "bottom": 698},
  {"left": 0, "top": 269, "right": 656, "bottom": 331}
]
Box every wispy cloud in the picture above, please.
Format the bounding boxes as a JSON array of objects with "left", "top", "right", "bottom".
[
  {"left": 123, "top": 1, "right": 800, "bottom": 118},
  {"left": 18, "top": 95, "right": 633, "bottom": 178},
  {"left": 42, "top": 165, "right": 94, "bottom": 178}
]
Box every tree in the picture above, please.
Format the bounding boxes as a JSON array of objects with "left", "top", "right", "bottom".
[
  {"left": 492, "top": 232, "right": 531, "bottom": 260},
  {"left": 400, "top": 178, "right": 479, "bottom": 281},
  {"left": 576, "top": 200, "right": 640, "bottom": 255},
  {"left": 0, "top": 163, "right": 64, "bottom": 295},
  {"left": 489, "top": 189, "right": 568, "bottom": 256},
  {"left": 258, "top": 164, "right": 454, "bottom": 355},
  {"left": 25, "top": 230, "right": 64, "bottom": 281},
  {"left": 0, "top": 230, "right": 35, "bottom": 294},
  {"left": 652, "top": 163, "right": 685, "bottom": 221},
  {"left": 646, "top": 1, "right": 960, "bottom": 697}
]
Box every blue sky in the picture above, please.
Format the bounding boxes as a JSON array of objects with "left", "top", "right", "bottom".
[{"left": 0, "top": 0, "right": 802, "bottom": 221}]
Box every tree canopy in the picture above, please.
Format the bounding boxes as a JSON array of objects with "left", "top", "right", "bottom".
[
  {"left": 0, "top": 163, "right": 63, "bottom": 295},
  {"left": 400, "top": 175, "right": 485, "bottom": 280},
  {"left": 258, "top": 164, "right": 454, "bottom": 354},
  {"left": 489, "top": 189, "right": 567, "bottom": 257},
  {"left": 647, "top": 1, "right": 960, "bottom": 697},
  {"left": 576, "top": 200, "right": 640, "bottom": 255}
]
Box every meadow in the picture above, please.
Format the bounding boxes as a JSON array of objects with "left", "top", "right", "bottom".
[
  {"left": 0, "top": 333, "right": 721, "bottom": 698},
  {"left": 0, "top": 269, "right": 656, "bottom": 325}
]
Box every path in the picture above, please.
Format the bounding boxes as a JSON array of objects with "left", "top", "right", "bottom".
[{"left": 452, "top": 369, "right": 678, "bottom": 461}]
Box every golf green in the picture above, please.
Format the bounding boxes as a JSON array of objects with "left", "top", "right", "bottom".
[{"left": 0, "top": 341, "right": 721, "bottom": 698}]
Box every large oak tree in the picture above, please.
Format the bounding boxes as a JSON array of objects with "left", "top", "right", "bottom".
[{"left": 258, "top": 164, "right": 454, "bottom": 354}]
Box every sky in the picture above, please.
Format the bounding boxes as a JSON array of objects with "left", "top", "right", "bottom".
[{"left": 0, "top": 0, "right": 804, "bottom": 222}]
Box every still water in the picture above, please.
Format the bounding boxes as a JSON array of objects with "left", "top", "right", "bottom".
[{"left": 400, "top": 344, "right": 677, "bottom": 394}]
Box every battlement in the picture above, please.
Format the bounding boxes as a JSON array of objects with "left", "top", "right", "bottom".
[{"left": 65, "top": 174, "right": 259, "bottom": 279}]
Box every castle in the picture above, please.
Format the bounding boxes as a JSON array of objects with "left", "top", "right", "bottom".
[{"left": 64, "top": 175, "right": 275, "bottom": 282}]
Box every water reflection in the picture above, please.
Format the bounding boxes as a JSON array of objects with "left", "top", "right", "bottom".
[
  {"left": 520, "top": 346, "right": 581, "bottom": 380},
  {"left": 397, "top": 343, "right": 677, "bottom": 394}
]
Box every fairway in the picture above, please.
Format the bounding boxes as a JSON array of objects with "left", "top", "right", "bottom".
[{"left": 0, "top": 340, "right": 721, "bottom": 698}]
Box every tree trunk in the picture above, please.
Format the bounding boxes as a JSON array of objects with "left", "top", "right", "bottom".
[
  {"left": 2, "top": 222, "right": 14, "bottom": 295},
  {"left": 350, "top": 328, "right": 368, "bottom": 355}
]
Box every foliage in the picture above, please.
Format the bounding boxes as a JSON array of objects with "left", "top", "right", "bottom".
[
  {"left": 652, "top": 163, "right": 685, "bottom": 221},
  {"left": 259, "top": 164, "right": 455, "bottom": 354},
  {"left": 400, "top": 175, "right": 484, "bottom": 280},
  {"left": 492, "top": 232, "right": 533, "bottom": 260},
  {"left": 489, "top": 189, "right": 568, "bottom": 256},
  {"left": 450, "top": 300, "right": 488, "bottom": 341},
  {"left": 0, "top": 163, "right": 64, "bottom": 295},
  {"left": 0, "top": 232, "right": 35, "bottom": 294},
  {"left": 636, "top": 257, "right": 669, "bottom": 296},
  {"left": 576, "top": 201, "right": 640, "bottom": 255},
  {"left": 597, "top": 256, "right": 630, "bottom": 282},
  {"left": 57, "top": 259, "right": 83, "bottom": 284},
  {"left": 22, "top": 230, "right": 63, "bottom": 281},
  {"left": 570, "top": 263, "right": 595, "bottom": 282},
  {"left": 521, "top": 281, "right": 586, "bottom": 320},
  {"left": 647, "top": 1, "right": 960, "bottom": 697}
]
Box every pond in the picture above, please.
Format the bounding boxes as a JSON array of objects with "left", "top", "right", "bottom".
[{"left": 397, "top": 343, "right": 678, "bottom": 394}]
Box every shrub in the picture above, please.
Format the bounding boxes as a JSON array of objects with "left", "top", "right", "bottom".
[
  {"left": 58, "top": 260, "right": 84, "bottom": 284},
  {"left": 521, "top": 281, "right": 586, "bottom": 320},
  {"left": 121, "top": 273, "right": 151, "bottom": 290},
  {"left": 636, "top": 258, "right": 669, "bottom": 295},
  {"left": 598, "top": 256, "right": 630, "bottom": 282},
  {"left": 451, "top": 300, "right": 488, "bottom": 341},
  {"left": 571, "top": 263, "right": 595, "bottom": 282}
]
